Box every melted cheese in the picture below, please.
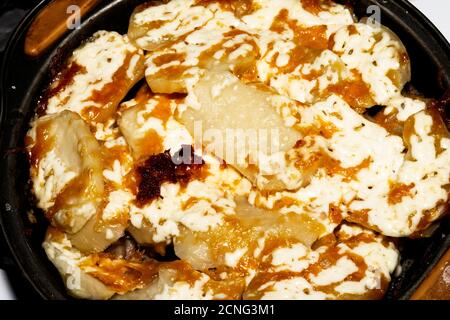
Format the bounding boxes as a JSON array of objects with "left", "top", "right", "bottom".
[
  {"left": 311, "top": 257, "right": 358, "bottom": 286},
  {"left": 130, "top": 155, "right": 249, "bottom": 243},
  {"left": 102, "top": 190, "right": 133, "bottom": 221},
  {"left": 384, "top": 96, "right": 426, "bottom": 122},
  {"left": 153, "top": 274, "right": 213, "bottom": 300},
  {"left": 252, "top": 95, "right": 449, "bottom": 236},
  {"left": 118, "top": 94, "right": 193, "bottom": 159},
  {"left": 261, "top": 278, "right": 332, "bottom": 300},
  {"left": 32, "top": 149, "right": 78, "bottom": 210},
  {"left": 250, "top": 224, "right": 398, "bottom": 299},
  {"left": 271, "top": 243, "right": 317, "bottom": 272},
  {"left": 45, "top": 31, "right": 143, "bottom": 121},
  {"left": 266, "top": 49, "right": 352, "bottom": 104},
  {"left": 356, "top": 111, "right": 450, "bottom": 235},
  {"left": 244, "top": 0, "right": 354, "bottom": 30},
  {"left": 140, "top": 0, "right": 354, "bottom": 96},
  {"left": 225, "top": 248, "right": 248, "bottom": 268},
  {"left": 330, "top": 23, "right": 410, "bottom": 104},
  {"left": 132, "top": 0, "right": 213, "bottom": 49}
]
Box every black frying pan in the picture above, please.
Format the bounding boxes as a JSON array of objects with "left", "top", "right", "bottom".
[{"left": 0, "top": 0, "right": 449, "bottom": 300}]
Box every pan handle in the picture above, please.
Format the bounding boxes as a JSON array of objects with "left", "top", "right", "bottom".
[
  {"left": 24, "top": 0, "right": 102, "bottom": 57},
  {"left": 410, "top": 248, "right": 450, "bottom": 300}
]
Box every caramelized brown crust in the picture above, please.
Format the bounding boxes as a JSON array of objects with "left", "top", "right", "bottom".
[{"left": 136, "top": 146, "right": 206, "bottom": 206}]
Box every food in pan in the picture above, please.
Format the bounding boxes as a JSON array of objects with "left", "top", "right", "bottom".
[{"left": 26, "top": 0, "right": 450, "bottom": 299}]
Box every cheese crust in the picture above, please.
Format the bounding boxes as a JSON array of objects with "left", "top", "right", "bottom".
[{"left": 28, "top": 1, "right": 449, "bottom": 300}]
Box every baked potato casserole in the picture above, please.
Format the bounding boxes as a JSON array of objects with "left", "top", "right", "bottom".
[{"left": 25, "top": 0, "right": 450, "bottom": 300}]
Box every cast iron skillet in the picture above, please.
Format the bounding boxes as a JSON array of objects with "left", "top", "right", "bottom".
[{"left": 0, "top": 0, "right": 449, "bottom": 300}]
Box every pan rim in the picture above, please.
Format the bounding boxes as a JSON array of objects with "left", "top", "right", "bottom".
[{"left": 0, "top": 0, "right": 61, "bottom": 299}]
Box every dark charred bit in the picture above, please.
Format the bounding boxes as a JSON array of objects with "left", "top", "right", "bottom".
[
  {"left": 142, "top": 242, "right": 179, "bottom": 262},
  {"left": 136, "top": 145, "right": 206, "bottom": 207},
  {"left": 172, "top": 145, "right": 205, "bottom": 185},
  {"left": 136, "top": 150, "right": 176, "bottom": 205}
]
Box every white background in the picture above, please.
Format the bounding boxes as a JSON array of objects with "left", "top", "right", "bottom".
[
  {"left": 0, "top": 0, "right": 449, "bottom": 300},
  {"left": 409, "top": 0, "right": 450, "bottom": 40}
]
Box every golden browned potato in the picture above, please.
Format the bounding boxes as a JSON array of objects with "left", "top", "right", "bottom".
[
  {"left": 68, "top": 214, "right": 127, "bottom": 254},
  {"left": 43, "top": 31, "right": 145, "bottom": 124},
  {"left": 127, "top": 0, "right": 213, "bottom": 51},
  {"left": 174, "top": 198, "right": 325, "bottom": 271},
  {"left": 117, "top": 87, "right": 173, "bottom": 161},
  {"left": 27, "top": 111, "right": 104, "bottom": 234},
  {"left": 146, "top": 73, "right": 190, "bottom": 95},
  {"left": 330, "top": 23, "right": 411, "bottom": 105},
  {"left": 127, "top": 223, "right": 158, "bottom": 246},
  {"left": 243, "top": 224, "right": 399, "bottom": 300},
  {"left": 403, "top": 107, "right": 450, "bottom": 159},
  {"left": 113, "top": 261, "right": 245, "bottom": 300},
  {"left": 43, "top": 228, "right": 115, "bottom": 300},
  {"left": 143, "top": 43, "right": 260, "bottom": 95}
]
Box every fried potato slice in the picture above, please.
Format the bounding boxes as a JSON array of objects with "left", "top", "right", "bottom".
[
  {"left": 43, "top": 228, "right": 115, "bottom": 300},
  {"left": 128, "top": 0, "right": 212, "bottom": 51},
  {"left": 347, "top": 108, "right": 450, "bottom": 236},
  {"left": 243, "top": 224, "right": 399, "bottom": 300},
  {"left": 113, "top": 260, "right": 245, "bottom": 300},
  {"left": 43, "top": 31, "right": 145, "bottom": 124},
  {"left": 117, "top": 85, "right": 178, "bottom": 161},
  {"left": 330, "top": 23, "right": 411, "bottom": 105},
  {"left": 179, "top": 70, "right": 302, "bottom": 191},
  {"left": 68, "top": 213, "right": 126, "bottom": 254},
  {"left": 27, "top": 111, "right": 104, "bottom": 234},
  {"left": 174, "top": 198, "right": 325, "bottom": 272}
]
